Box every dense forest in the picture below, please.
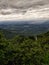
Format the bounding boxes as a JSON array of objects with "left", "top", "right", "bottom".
[{"left": 0, "top": 29, "right": 49, "bottom": 65}]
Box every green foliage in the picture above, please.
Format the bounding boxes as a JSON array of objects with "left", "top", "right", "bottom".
[{"left": 0, "top": 31, "right": 49, "bottom": 65}]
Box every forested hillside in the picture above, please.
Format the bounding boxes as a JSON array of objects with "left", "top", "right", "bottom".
[{"left": 0, "top": 30, "right": 49, "bottom": 65}]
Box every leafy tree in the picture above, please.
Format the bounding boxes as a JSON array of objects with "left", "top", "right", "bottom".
[{"left": 0, "top": 31, "right": 49, "bottom": 65}]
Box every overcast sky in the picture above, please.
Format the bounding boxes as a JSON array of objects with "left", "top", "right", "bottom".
[{"left": 0, "top": 0, "right": 49, "bottom": 22}]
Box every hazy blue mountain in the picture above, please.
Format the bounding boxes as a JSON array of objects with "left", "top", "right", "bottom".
[{"left": 0, "top": 21, "right": 49, "bottom": 35}]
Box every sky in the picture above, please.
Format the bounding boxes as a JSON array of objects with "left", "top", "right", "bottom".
[{"left": 0, "top": 0, "right": 49, "bottom": 23}]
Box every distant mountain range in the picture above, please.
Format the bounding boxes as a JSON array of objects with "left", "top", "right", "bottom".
[{"left": 0, "top": 20, "right": 49, "bottom": 35}]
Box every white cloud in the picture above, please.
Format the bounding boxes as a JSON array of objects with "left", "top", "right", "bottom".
[
  {"left": 0, "top": 7, "right": 49, "bottom": 21},
  {"left": 0, "top": 0, "right": 49, "bottom": 23}
]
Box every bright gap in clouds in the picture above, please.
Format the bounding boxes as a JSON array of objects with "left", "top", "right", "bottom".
[{"left": 0, "top": 8, "right": 49, "bottom": 22}]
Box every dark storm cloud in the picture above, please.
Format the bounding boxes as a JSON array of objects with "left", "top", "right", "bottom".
[
  {"left": 0, "top": 0, "right": 49, "bottom": 9},
  {"left": 0, "top": 0, "right": 49, "bottom": 21},
  {"left": 0, "top": 0, "right": 49, "bottom": 15}
]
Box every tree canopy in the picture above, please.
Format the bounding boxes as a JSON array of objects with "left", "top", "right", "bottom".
[{"left": 0, "top": 31, "right": 49, "bottom": 65}]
